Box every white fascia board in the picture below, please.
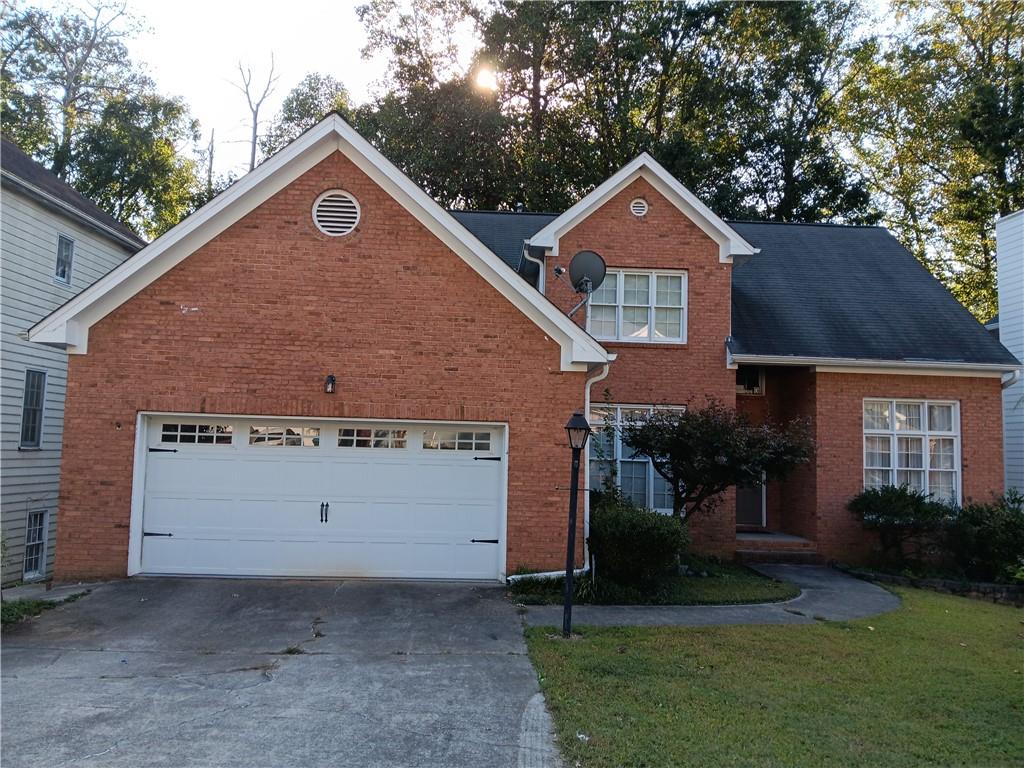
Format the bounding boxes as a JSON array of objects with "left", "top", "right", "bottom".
[
  {"left": 27, "top": 114, "right": 611, "bottom": 370},
  {"left": 529, "top": 153, "right": 757, "bottom": 262},
  {"left": 729, "top": 352, "right": 1018, "bottom": 377}
]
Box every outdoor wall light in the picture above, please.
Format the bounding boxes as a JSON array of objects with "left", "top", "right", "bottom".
[{"left": 324, "top": 374, "right": 337, "bottom": 394}]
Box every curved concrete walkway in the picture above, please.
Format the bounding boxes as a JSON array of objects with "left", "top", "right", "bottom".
[{"left": 521, "top": 565, "right": 901, "bottom": 627}]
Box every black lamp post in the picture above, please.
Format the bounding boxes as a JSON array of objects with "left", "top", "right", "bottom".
[{"left": 563, "top": 410, "right": 592, "bottom": 638}]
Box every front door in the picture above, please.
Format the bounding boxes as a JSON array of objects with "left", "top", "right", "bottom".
[{"left": 736, "top": 479, "right": 765, "bottom": 527}]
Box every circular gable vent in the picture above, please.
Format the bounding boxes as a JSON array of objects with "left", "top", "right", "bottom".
[
  {"left": 313, "top": 190, "right": 360, "bottom": 236},
  {"left": 630, "top": 198, "right": 649, "bottom": 217}
]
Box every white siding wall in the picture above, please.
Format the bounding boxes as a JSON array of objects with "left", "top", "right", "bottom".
[
  {"left": 997, "top": 210, "right": 1024, "bottom": 493},
  {"left": 1, "top": 189, "right": 134, "bottom": 583}
]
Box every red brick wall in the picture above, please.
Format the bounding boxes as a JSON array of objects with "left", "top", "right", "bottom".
[
  {"left": 546, "top": 177, "right": 736, "bottom": 556},
  {"left": 812, "top": 372, "right": 1005, "bottom": 563},
  {"left": 56, "top": 151, "right": 591, "bottom": 580}
]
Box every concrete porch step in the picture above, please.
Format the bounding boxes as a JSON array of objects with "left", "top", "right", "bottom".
[{"left": 736, "top": 548, "right": 822, "bottom": 565}]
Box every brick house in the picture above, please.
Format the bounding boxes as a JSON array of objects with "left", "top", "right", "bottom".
[{"left": 28, "top": 115, "right": 1019, "bottom": 581}]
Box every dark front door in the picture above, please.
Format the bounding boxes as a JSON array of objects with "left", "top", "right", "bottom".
[{"left": 736, "top": 480, "right": 765, "bottom": 527}]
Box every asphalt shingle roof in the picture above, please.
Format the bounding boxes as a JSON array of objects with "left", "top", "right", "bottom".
[
  {"left": 1, "top": 137, "right": 145, "bottom": 247},
  {"left": 452, "top": 209, "right": 1017, "bottom": 367},
  {"left": 449, "top": 210, "right": 556, "bottom": 270},
  {"left": 728, "top": 221, "right": 1017, "bottom": 366}
]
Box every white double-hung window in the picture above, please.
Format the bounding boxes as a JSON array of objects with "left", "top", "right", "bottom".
[
  {"left": 589, "top": 405, "right": 676, "bottom": 512},
  {"left": 587, "top": 270, "right": 686, "bottom": 343},
  {"left": 863, "top": 399, "right": 960, "bottom": 504}
]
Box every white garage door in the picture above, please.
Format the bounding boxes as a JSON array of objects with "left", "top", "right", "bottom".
[{"left": 138, "top": 416, "right": 505, "bottom": 580}]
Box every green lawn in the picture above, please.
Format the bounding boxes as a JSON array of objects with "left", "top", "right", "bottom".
[
  {"left": 510, "top": 561, "right": 799, "bottom": 606},
  {"left": 527, "top": 588, "right": 1024, "bottom": 768}
]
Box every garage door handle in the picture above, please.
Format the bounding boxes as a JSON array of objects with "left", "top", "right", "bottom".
[
  {"left": 320, "top": 502, "right": 325, "bottom": 523},
  {"left": 473, "top": 456, "right": 501, "bottom": 461},
  {"left": 149, "top": 447, "right": 178, "bottom": 453},
  {"left": 324, "top": 502, "right": 329, "bottom": 523},
  {"left": 143, "top": 531, "right": 173, "bottom": 537},
  {"left": 470, "top": 538, "right": 499, "bottom": 544}
]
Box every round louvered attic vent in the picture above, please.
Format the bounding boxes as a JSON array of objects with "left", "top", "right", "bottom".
[
  {"left": 313, "top": 190, "right": 360, "bottom": 236},
  {"left": 630, "top": 198, "right": 649, "bottom": 217}
]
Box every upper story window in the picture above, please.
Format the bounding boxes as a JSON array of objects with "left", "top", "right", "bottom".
[
  {"left": 55, "top": 235, "right": 74, "bottom": 284},
  {"left": 863, "top": 399, "right": 960, "bottom": 504},
  {"left": 20, "top": 370, "right": 46, "bottom": 448},
  {"left": 736, "top": 365, "right": 765, "bottom": 395},
  {"left": 587, "top": 270, "right": 686, "bottom": 343}
]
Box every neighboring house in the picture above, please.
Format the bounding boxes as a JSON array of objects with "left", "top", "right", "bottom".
[
  {"left": 1, "top": 139, "right": 144, "bottom": 584},
  {"left": 995, "top": 210, "right": 1024, "bottom": 493},
  {"left": 27, "top": 115, "right": 1020, "bottom": 582}
]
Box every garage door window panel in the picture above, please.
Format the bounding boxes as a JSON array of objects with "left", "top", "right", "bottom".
[
  {"left": 161, "top": 423, "right": 233, "bottom": 445},
  {"left": 339, "top": 427, "right": 407, "bottom": 448},
  {"left": 423, "top": 430, "right": 491, "bottom": 451},
  {"left": 249, "top": 425, "right": 320, "bottom": 447}
]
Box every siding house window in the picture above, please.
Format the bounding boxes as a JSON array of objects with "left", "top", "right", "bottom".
[
  {"left": 55, "top": 235, "right": 74, "bottom": 284},
  {"left": 589, "top": 405, "right": 677, "bottom": 512},
  {"left": 863, "top": 399, "right": 960, "bottom": 504},
  {"left": 23, "top": 510, "right": 48, "bottom": 580},
  {"left": 19, "top": 370, "right": 46, "bottom": 448},
  {"left": 587, "top": 270, "right": 686, "bottom": 343}
]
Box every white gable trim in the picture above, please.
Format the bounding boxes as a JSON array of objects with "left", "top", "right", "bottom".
[
  {"left": 28, "top": 114, "right": 610, "bottom": 370},
  {"left": 528, "top": 153, "right": 757, "bottom": 262}
]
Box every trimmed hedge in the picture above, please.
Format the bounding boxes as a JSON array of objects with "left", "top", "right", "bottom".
[
  {"left": 588, "top": 488, "right": 687, "bottom": 587},
  {"left": 947, "top": 491, "right": 1024, "bottom": 583}
]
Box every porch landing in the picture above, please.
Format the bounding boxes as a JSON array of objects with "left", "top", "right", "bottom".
[{"left": 735, "top": 531, "right": 821, "bottom": 564}]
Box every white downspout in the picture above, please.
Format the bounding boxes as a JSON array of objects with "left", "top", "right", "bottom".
[
  {"left": 1002, "top": 369, "right": 1021, "bottom": 389},
  {"left": 583, "top": 362, "right": 612, "bottom": 566}
]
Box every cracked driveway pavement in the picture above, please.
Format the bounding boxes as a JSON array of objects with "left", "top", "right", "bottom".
[{"left": 1, "top": 578, "right": 560, "bottom": 768}]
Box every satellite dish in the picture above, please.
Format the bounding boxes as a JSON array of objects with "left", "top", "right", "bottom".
[{"left": 568, "top": 250, "right": 606, "bottom": 294}]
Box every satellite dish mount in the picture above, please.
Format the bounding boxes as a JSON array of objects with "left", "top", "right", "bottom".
[{"left": 565, "top": 250, "right": 606, "bottom": 318}]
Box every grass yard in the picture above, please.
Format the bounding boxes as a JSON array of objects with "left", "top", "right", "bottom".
[
  {"left": 511, "top": 561, "right": 799, "bottom": 606},
  {"left": 527, "top": 588, "right": 1024, "bottom": 768}
]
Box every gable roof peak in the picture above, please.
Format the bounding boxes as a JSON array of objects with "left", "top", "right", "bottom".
[{"left": 528, "top": 153, "right": 757, "bottom": 262}]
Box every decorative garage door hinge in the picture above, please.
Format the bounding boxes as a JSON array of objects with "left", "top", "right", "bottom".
[
  {"left": 143, "top": 532, "right": 173, "bottom": 537},
  {"left": 473, "top": 456, "right": 501, "bottom": 461},
  {"left": 470, "top": 538, "right": 499, "bottom": 544},
  {"left": 148, "top": 447, "right": 178, "bottom": 453}
]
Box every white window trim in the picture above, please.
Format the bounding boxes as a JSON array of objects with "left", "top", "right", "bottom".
[
  {"left": 22, "top": 509, "right": 49, "bottom": 581},
  {"left": 54, "top": 234, "right": 74, "bottom": 286},
  {"left": 586, "top": 269, "right": 687, "bottom": 344},
  {"left": 19, "top": 369, "right": 46, "bottom": 449},
  {"left": 862, "top": 398, "right": 961, "bottom": 504},
  {"left": 588, "top": 404, "right": 682, "bottom": 512}
]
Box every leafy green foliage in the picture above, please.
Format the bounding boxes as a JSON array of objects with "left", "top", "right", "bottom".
[
  {"left": 620, "top": 400, "right": 814, "bottom": 521},
  {"left": 946, "top": 490, "right": 1024, "bottom": 583},
  {"left": 260, "top": 73, "right": 352, "bottom": 157},
  {"left": 848, "top": 485, "right": 951, "bottom": 564},
  {"left": 587, "top": 488, "right": 687, "bottom": 588},
  {"left": 526, "top": 588, "right": 1024, "bottom": 768},
  {"left": 840, "top": 0, "right": 1023, "bottom": 320},
  {"left": 1, "top": 2, "right": 201, "bottom": 238},
  {"left": 75, "top": 94, "right": 202, "bottom": 239},
  {"left": 1, "top": 598, "right": 55, "bottom": 626}
]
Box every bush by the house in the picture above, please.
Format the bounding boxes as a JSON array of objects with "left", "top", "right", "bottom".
[
  {"left": 848, "top": 485, "right": 951, "bottom": 564},
  {"left": 588, "top": 487, "right": 687, "bottom": 587},
  {"left": 946, "top": 491, "right": 1024, "bottom": 583}
]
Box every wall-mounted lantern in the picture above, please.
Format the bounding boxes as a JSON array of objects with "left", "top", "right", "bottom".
[{"left": 324, "top": 374, "right": 337, "bottom": 394}]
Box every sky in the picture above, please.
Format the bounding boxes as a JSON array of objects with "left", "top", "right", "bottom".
[{"left": 38, "top": 0, "right": 478, "bottom": 178}]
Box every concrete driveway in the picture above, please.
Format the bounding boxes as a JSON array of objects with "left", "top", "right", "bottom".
[{"left": 1, "top": 578, "right": 560, "bottom": 768}]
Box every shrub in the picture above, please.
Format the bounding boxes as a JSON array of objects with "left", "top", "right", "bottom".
[
  {"left": 588, "top": 487, "right": 688, "bottom": 587},
  {"left": 848, "top": 485, "right": 951, "bottom": 564},
  {"left": 946, "top": 490, "right": 1024, "bottom": 583}
]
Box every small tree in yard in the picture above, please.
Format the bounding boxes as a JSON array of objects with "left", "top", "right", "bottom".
[{"left": 620, "top": 399, "right": 815, "bottom": 522}]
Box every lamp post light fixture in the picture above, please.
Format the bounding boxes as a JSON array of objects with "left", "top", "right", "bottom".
[
  {"left": 563, "top": 410, "right": 592, "bottom": 638},
  {"left": 324, "top": 374, "right": 337, "bottom": 394}
]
